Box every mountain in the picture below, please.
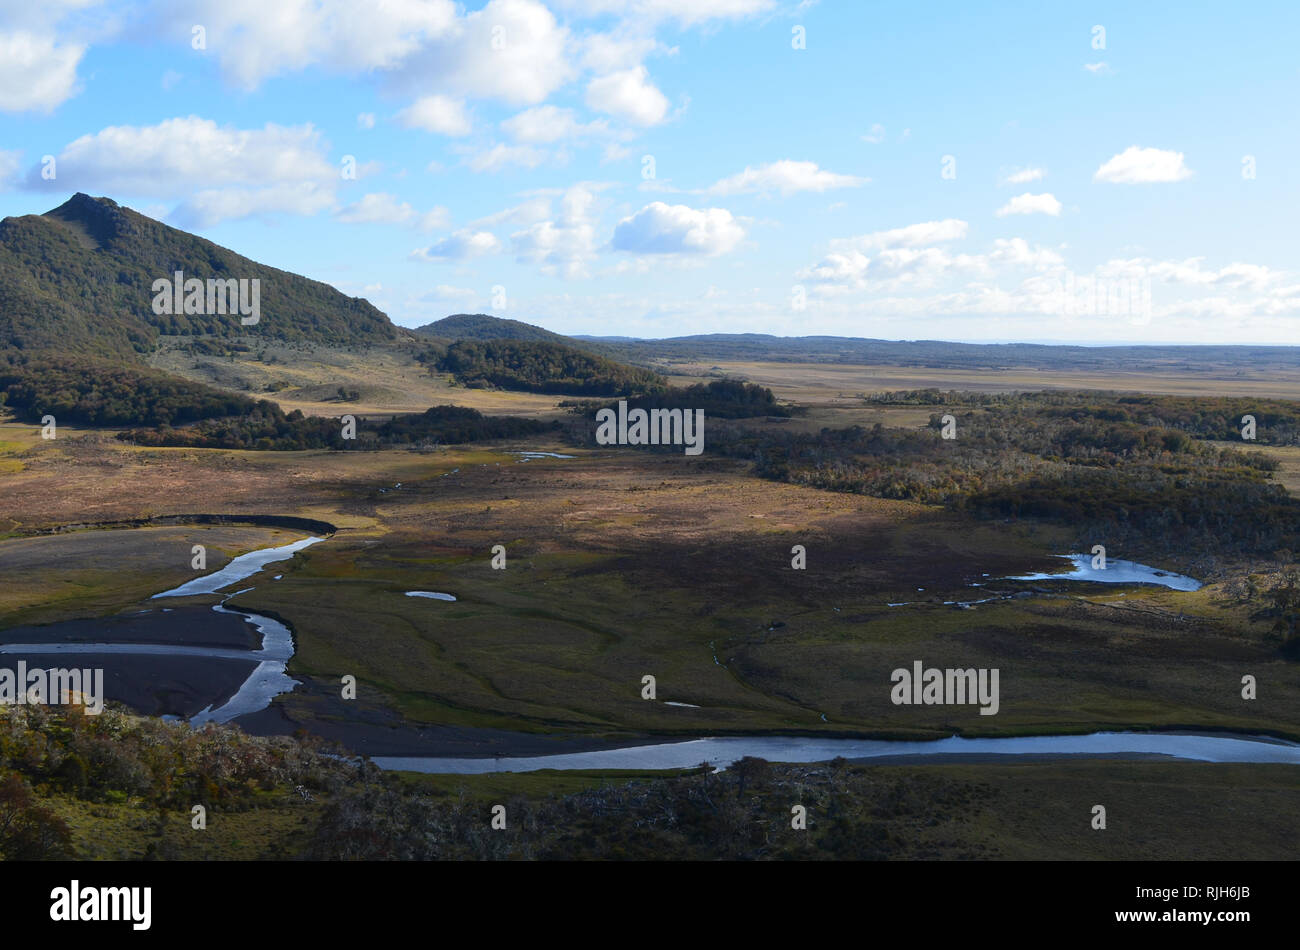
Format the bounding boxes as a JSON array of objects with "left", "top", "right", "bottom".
[
  {"left": 0, "top": 194, "right": 397, "bottom": 359},
  {"left": 414, "top": 313, "right": 576, "bottom": 346}
]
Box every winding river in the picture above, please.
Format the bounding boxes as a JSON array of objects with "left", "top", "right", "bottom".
[
  {"left": 371, "top": 731, "right": 1300, "bottom": 774},
  {"left": 152, "top": 536, "right": 325, "bottom": 599},
  {"left": 7, "top": 534, "right": 1294, "bottom": 773},
  {"left": 1, "top": 536, "right": 322, "bottom": 725}
]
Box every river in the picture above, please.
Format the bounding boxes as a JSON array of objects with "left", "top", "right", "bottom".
[{"left": 371, "top": 731, "right": 1300, "bottom": 773}]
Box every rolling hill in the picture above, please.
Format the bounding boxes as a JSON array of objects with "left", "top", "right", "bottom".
[
  {"left": 413, "top": 313, "right": 576, "bottom": 346},
  {"left": 427, "top": 337, "right": 666, "bottom": 396}
]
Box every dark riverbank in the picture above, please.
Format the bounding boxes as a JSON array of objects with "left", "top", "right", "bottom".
[
  {"left": 27, "top": 513, "right": 339, "bottom": 537},
  {"left": 1, "top": 605, "right": 259, "bottom": 650},
  {"left": 0, "top": 651, "right": 255, "bottom": 718}
]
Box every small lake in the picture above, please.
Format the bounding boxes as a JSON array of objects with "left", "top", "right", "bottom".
[
  {"left": 371, "top": 731, "right": 1300, "bottom": 774},
  {"left": 1003, "top": 554, "right": 1201, "bottom": 591}
]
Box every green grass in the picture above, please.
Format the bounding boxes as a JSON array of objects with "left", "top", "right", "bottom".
[{"left": 228, "top": 527, "right": 1300, "bottom": 743}]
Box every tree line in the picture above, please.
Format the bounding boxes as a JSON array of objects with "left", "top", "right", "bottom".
[
  {"left": 118, "top": 402, "right": 554, "bottom": 450},
  {"left": 865, "top": 389, "right": 1300, "bottom": 445},
  {"left": 566, "top": 378, "right": 793, "bottom": 421},
  {"left": 0, "top": 356, "right": 255, "bottom": 426},
  {"left": 701, "top": 392, "right": 1300, "bottom": 557},
  {"left": 423, "top": 338, "right": 666, "bottom": 397}
]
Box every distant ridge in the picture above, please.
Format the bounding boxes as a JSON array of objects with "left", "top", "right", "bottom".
[
  {"left": 0, "top": 193, "right": 397, "bottom": 359},
  {"left": 573, "top": 333, "right": 1300, "bottom": 371}
]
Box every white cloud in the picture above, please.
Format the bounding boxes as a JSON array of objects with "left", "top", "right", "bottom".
[
  {"left": 995, "top": 192, "right": 1062, "bottom": 217},
  {"left": 357, "top": 112, "right": 376, "bottom": 129},
  {"left": 172, "top": 183, "right": 336, "bottom": 229},
  {"left": 0, "top": 31, "right": 85, "bottom": 113},
  {"left": 398, "top": 95, "right": 471, "bottom": 136},
  {"left": 162, "top": 0, "right": 458, "bottom": 90},
  {"left": 168, "top": 0, "right": 571, "bottom": 106},
  {"left": 388, "top": 0, "right": 574, "bottom": 106},
  {"left": 472, "top": 195, "right": 553, "bottom": 228},
  {"left": 556, "top": 0, "right": 774, "bottom": 27},
  {"left": 789, "top": 223, "right": 1300, "bottom": 343},
  {"left": 861, "top": 123, "right": 886, "bottom": 144},
  {"left": 708, "top": 160, "right": 867, "bottom": 197},
  {"left": 335, "top": 192, "right": 449, "bottom": 230},
  {"left": 830, "top": 218, "right": 968, "bottom": 253},
  {"left": 466, "top": 143, "right": 549, "bottom": 173},
  {"left": 1001, "top": 166, "right": 1044, "bottom": 185},
  {"left": 0, "top": 0, "right": 103, "bottom": 28},
  {"left": 1084, "top": 61, "right": 1110, "bottom": 74},
  {"left": 612, "top": 201, "right": 745, "bottom": 255},
  {"left": 799, "top": 222, "right": 1061, "bottom": 294},
  {"left": 798, "top": 249, "right": 870, "bottom": 286},
  {"left": 30, "top": 116, "right": 336, "bottom": 195},
  {"left": 988, "top": 237, "right": 1064, "bottom": 269},
  {"left": 578, "top": 31, "right": 660, "bottom": 73},
  {"left": 1098, "top": 256, "right": 1283, "bottom": 292},
  {"left": 500, "top": 104, "right": 609, "bottom": 144},
  {"left": 509, "top": 183, "right": 601, "bottom": 277},
  {"left": 586, "top": 65, "right": 670, "bottom": 126},
  {"left": 1094, "top": 146, "right": 1193, "bottom": 184},
  {"left": 429, "top": 284, "right": 477, "bottom": 300},
  {"left": 29, "top": 116, "right": 342, "bottom": 226},
  {"left": 410, "top": 229, "right": 502, "bottom": 260}
]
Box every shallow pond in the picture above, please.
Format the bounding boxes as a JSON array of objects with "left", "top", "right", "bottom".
[{"left": 1003, "top": 554, "right": 1201, "bottom": 591}]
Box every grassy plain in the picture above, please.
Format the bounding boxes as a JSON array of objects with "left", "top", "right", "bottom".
[
  {"left": 1, "top": 407, "right": 1293, "bottom": 747},
  {"left": 148, "top": 338, "right": 566, "bottom": 419},
  {"left": 669, "top": 359, "right": 1300, "bottom": 404}
]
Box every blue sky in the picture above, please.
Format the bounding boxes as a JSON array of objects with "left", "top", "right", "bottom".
[{"left": 1, "top": 0, "right": 1297, "bottom": 344}]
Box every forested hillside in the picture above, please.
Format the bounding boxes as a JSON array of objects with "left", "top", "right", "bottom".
[
  {"left": 0, "top": 194, "right": 396, "bottom": 359},
  {"left": 426, "top": 338, "right": 665, "bottom": 396},
  {"left": 415, "top": 313, "right": 577, "bottom": 345}
]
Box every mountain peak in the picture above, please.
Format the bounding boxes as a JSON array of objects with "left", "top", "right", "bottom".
[{"left": 45, "top": 192, "right": 137, "bottom": 247}]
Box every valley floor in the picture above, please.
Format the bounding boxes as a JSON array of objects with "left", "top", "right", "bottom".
[{"left": 1, "top": 357, "right": 1296, "bottom": 861}]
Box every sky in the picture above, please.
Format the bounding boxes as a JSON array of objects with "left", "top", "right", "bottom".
[{"left": 0, "top": 0, "right": 1297, "bottom": 345}]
